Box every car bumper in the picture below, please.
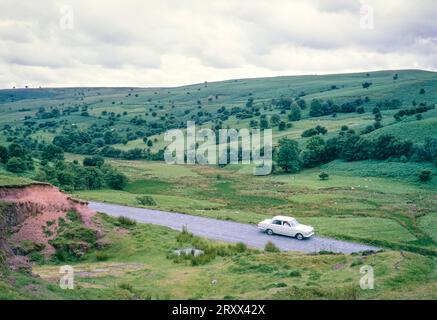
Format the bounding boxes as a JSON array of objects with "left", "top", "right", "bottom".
[{"left": 304, "top": 232, "right": 314, "bottom": 238}]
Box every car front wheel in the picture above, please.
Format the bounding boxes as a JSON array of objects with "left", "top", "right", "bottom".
[
  {"left": 295, "top": 233, "right": 304, "bottom": 240},
  {"left": 266, "top": 229, "right": 273, "bottom": 235}
]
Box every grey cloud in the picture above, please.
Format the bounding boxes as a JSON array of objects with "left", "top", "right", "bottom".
[{"left": 0, "top": 0, "right": 436, "bottom": 88}]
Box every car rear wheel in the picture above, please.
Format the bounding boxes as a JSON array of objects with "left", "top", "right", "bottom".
[
  {"left": 266, "top": 229, "right": 273, "bottom": 235},
  {"left": 295, "top": 233, "right": 304, "bottom": 240}
]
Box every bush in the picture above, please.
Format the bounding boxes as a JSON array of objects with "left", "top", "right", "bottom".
[
  {"left": 136, "top": 196, "right": 156, "bottom": 206},
  {"left": 234, "top": 242, "right": 248, "bottom": 253},
  {"left": 83, "top": 156, "right": 105, "bottom": 167},
  {"left": 95, "top": 251, "right": 109, "bottom": 261},
  {"left": 66, "top": 211, "right": 80, "bottom": 222},
  {"left": 264, "top": 241, "right": 280, "bottom": 252},
  {"left": 117, "top": 216, "right": 137, "bottom": 226},
  {"left": 177, "top": 226, "right": 194, "bottom": 242},
  {"left": 418, "top": 170, "right": 432, "bottom": 182},
  {"left": 6, "top": 157, "right": 27, "bottom": 173},
  {"left": 119, "top": 283, "right": 133, "bottom": 291},
  {"left": 289, "top": 270, "right": 302, "bottom": 277},
  {"left": 0, "top": 145, "right": 8, "bottom": 163},
  {"left": 105, "top": 169, "right": 128, "bottom": 190},
  {"left": 319, "top": 172, "right": 329, "bottom": 180}
]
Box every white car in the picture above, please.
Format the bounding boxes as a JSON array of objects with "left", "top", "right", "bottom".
[{"left": 258, "top": 215, "right": 314, "bottom": 240}]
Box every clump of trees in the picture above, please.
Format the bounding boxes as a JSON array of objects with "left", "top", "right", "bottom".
[
  {"left": 394, "top": 103, "right": 435, "bottom": 121},
  {"left": 275, "top": 134, "right": 437, "bottom": 173},
  {"left": 0, "top": 143, "right": 34, "bottom": 173},
  {"left": 308, "top": 98, "right": 366, "bottom": 118},
  {"left": 0, "top": 141, "right": 128, "bottom": 191},
  {"left": 301, "top": 125, "right": 327, "bottom": 138},
  {"left": 34, "top": 157, "right": 127, "bottom": 191}
]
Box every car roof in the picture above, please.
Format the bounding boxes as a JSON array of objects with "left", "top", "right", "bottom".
[{"left": 273, "top": 216, "right": 296, "bottom": 222}]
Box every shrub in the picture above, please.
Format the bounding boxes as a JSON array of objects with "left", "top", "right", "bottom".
[
  {"left": 6, "top": 157, "right": 27, "bottom": 173},
  {"left": 234, "top": 242, "right": 248, "bottom": 253},
  {"left": 119, "top": 283, "right": 133, "bottom": 291},
  {"left": 105, "top": 170, "right": 128, "bottom": 190},
  {"left": 319, "top": 172, "right": 329, "bottom": 180},
  {"left": 136, "top": 196, "right": 156, "bottom": 206},
  {"left": 177, "top": 225, "right": 194, "bottom": 242},
  {"left": 0, "top": 145, "right": 8, "bottom": 163},
  {"left": 66, "top": 211, "right": 80, "bottom": 222},
  {"left": 362, "top": 81, "right": 372, "bottom": 89},
  {"left": 95, "top": 251, "right": 109, "bottom": 261},
  {"left": 418, "top": 170, "right": 432, "bottom": 182},
  {"left": 318, "top": 250, "right": 336, "bottom": 255},
  {"left": 289, "top": 270, "right": 302, "bottom": 277},
  {"left": 264, "top": 241, "right": 280, "bottom": 253},
  {"left": 83, "top": 156, "right": 105, "bottom": 167},
  {"left": 117, "top": 216, "right": 137, "bottom": 226}
]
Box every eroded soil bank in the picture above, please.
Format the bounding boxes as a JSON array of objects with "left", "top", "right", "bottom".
[{"left": 0, "top": 183, "right": 98, "bottom": 270}]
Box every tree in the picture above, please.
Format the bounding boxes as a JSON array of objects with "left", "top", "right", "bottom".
[
  {"left": 6, "top": 157, "right": 27, "bottom": 173},
  {"left": 288, "top": 104, "right": 301, "bottom": 121},
  {"left": 260, "top": 118, "right": 269, "bottom": 129},
  {"left": 420, "top": 88, "right": 425, "bottom": 94},
  {"left": 362, "top": 81, "right": 372, "bottom": 89},
  {"left": 83, "top": 156, "right": 105, "bottom": 167},
  {"left": 301, "top": 136, "right": 326, "bottom": 168},
  {"left": 147, "top": 140, "right": 153, "bottom": 147},
  {"left": 246, "top": 97, "right": 254, "bottom": 108},
  {"left": 7, "top": 143, "right": 25, "bottom": 158},
  {"left": 423, "top": 137, "right": 437, "bottom": 165},
  {"left": 276, "top": 138, "right": 301, "bottom": 173},
  {"left": 271, "top": 114, "right": 281, "bottom": 126},
  {"left": 309, "top": 99, "right": 323, "bottom": 117},
  {"left": 0, "top": 145, "right": 8, "bottom": 163},
  {"left": 278, "top": 121, "right": 287, "bottom": 131},
  {"left": 41, "top": 144, "right": 64, "bottom": 162},
  {"left": 105, "top": 169, "right": 128, "bottom": 190},
  {"left": 371, "top": 135, "right": 412, "bottom": 160}
]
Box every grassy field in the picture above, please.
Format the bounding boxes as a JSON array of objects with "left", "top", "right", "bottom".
[
  {"left": 1, "top": 213, "right": 435, "bottom": 300},
  {"left": 66, "top": 155, "right": 437, "bottom": 256}
]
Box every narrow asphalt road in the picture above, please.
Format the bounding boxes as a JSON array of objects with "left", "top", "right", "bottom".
[{"left": 89, "top": 202, "right": 379, "bottom": 254}]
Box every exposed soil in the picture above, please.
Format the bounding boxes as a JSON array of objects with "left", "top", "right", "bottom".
[{"left": 0, "top": 183, "right": 97, "bottom": 257}]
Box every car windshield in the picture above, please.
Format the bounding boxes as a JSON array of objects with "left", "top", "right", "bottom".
[{"left": 290, "top": 219, "right": 299, "bottom": 226}]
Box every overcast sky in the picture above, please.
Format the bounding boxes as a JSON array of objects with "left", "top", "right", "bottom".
[{"left": 0, "top": 0, "right": 436, "bottom": 88}]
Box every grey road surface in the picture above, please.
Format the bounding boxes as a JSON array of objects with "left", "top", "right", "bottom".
[{"left": 89, "top": 202, "right": 379, "bottom": 254}]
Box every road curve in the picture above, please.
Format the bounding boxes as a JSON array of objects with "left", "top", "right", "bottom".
[{"left": 89, "top": 202, "right": 379, "bottom": 254}]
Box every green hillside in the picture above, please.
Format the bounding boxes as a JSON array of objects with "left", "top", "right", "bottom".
[
  {"left": 1, "top": 69, "right": 437, "bottom": 300},
  {"left": 0, "top": 69, "right": 436, "bottom": 151}
]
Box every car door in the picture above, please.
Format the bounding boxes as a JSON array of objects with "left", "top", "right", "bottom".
[
  {"left": 288, "top": 221, "right": 299, "bottom": 237},
  {"left": 271, "top": 220, "right": 283, "bottom": 234},
  {"left": 281, "top": 221, "right": 294, "bottom": 236}
]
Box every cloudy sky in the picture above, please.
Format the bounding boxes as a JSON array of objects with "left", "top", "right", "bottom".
[{"left": 0, "top": 0, "right": 436, "bottom": 88}]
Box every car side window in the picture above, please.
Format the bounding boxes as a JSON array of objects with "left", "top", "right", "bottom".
[{"left": 272, "top": 220, "right": 282, "bottom": 225}]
